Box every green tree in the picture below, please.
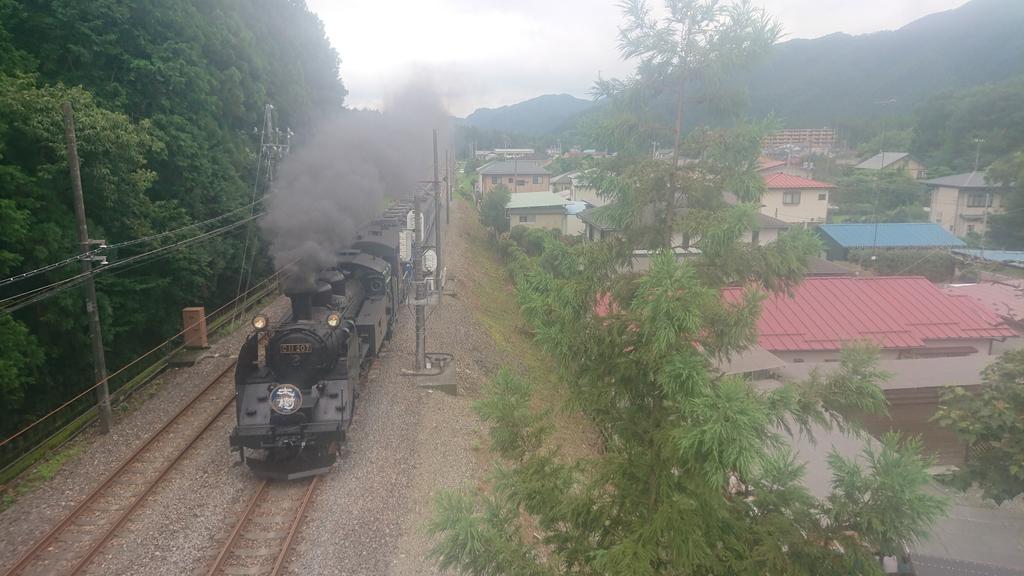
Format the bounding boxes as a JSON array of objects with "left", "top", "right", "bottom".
[
  {"left": 935, "top": 349, "right": 1024, "bottom": 503},
  {"left": 594, "top": 0, "right": 779, "bottom": 158},
  {"left": 480, "top": 184, "right": 512, "bottom": 235},
  {"left": 593, "top": 0, "right": 780, "bottom": 246},
  {"left": 856, "top": 128, "right": 914, "bottom": 159},
  {"left": 987, "top": 150, "right": 1024, "bottom": 249},
  {"left": 911, "top": 76, "right": 1024, "bottom": 173},
  {"left": 848, "top": 249, "right": 955, "bottom": 282},
  {"left": 0, "top": 1, "right": 345, "bottom": 452},
  {"left": 431, "top": 2, "right": 945, "bottom": 572},
  {"left": 830, "top": 170, "right": 928, "bottom": 223}
]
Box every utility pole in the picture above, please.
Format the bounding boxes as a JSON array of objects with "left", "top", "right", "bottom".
[
  {"left": 433, "top": 129, "right": 443, "bottom": 288},
  {"left": 973, "top": 138, "right": 989, "bottom": 257},
  {"left": 445, "top": 148, "right": 451, "bottom": 225},
  {"left": 63, "top": 101, "right": 112, "bottom": 434},
  {"left": 413, "top": 187, "right": 426, "bottom": 370},
  {"left": 868, "top": 98, "right": 896, "bottom": 261}
]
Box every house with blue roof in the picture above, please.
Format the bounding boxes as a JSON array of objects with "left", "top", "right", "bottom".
[
  {"left": 817, "top": 222, "right": 966, "bottom": 261},
  {"left": 953, "top": 249, "right": 1024, "bottom": 269}
]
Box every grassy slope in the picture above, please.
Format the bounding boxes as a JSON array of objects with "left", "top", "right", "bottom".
[{"left": 456, "top": 192, "right": 598, "bottom": 460}]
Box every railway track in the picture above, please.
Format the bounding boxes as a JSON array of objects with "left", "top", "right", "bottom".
[
  {"left": 3, "top": 361, "right": 238, "bottom": 576},
  {"left": 205, "top": 477, "right": 319, "bottom": 576}
]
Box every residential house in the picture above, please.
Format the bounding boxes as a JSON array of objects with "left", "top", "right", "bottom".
[
  {"left": 551, "top": 170, "right": 608, "bottom": 207},
  {"left": 581, "top": 203, "right": 794, "bottom": 249},
  {"left": 925, "top": 172, "right": 1006, "bottom": 236},
  {"left": 478, "top": 161, "right": 551, "bottom": 195},
  {"left": 805, "top": 257, "right": 851, "bottom": 276},
  {"left": 854, "top": 152, "right": 927, "bottom": 179},
  {"left": 817, "top": 222, "right": 965, "bottom": 261},
  {"left": 760, "top": 172, "right": 833, "bottom": 224},
  {"left": 953, "top": 248, "right": 1024, "bottom": 270},
  {"left": 577, "top": 205, "right": 617, "bottom": 243},
  {"left": 576, "top": 206, "right": 702, "bottom": 271},
  {"left": 721, "top": 276, "right": 1017, "bottom": 363},
  {"left": 757, "top": 156, "right": 813, "bottom": 179},
  {"left": 493, "top": 148, "right": 535, "bottom": 159},
  {"left": 778, "top": 355, "right": 1002, "bottom": 466},
  {"left": 943, "top": 278, "right": 1024, "bottom": 338},
  {"left": 506, "top": 191, "right": 567, "bottom": 233},
  {"left": 745, "top": 213, "right": 790, "bottom": 245},
  {"left": 551, "top": 171, "right": 575, "bottom": 194},
  {"left": 757, "top": 158, "right": 786, "bottom": 172},
  {"left": 755, "top": 384, "right": 1024, "bottom": 575}
]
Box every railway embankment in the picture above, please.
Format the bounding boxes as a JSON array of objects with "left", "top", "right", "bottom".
[{"left": 0, "top": 196, "right": 593, "bottom": 575}]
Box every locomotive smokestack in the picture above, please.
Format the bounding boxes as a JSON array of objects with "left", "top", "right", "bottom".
[
  {"left": 284, "top": 270, "right": 317, "bottom": 321},
  {"left": 287, "top": 292, "right": 313, "bottom": 321}
]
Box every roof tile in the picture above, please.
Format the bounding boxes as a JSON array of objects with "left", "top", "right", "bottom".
[
  {"left": 763, "top": 172, "right": 835, "bottom": 189},
  {"left": 722, "top": 276, "right": 1017, "bottom": 352},
  {"left": 818, "top": 223, "right": 965, "bottom": 248}
]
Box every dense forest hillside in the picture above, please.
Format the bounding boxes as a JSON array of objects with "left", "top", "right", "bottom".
[
  {"left": 479, "top": 0, "right": 1024, "bottom": 146},
  {"left": 746, "top": 0, "right": 1024, "bottom": 128},
  {"left": 461, "top": 93, "right": 592, "bottom": 136},
  {"left": 0, "top": 0, "right": 345, "bottom": 447}
]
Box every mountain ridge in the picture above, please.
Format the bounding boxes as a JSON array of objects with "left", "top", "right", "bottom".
[
  {"left": 461, "top": 93, "right": 592, "bottom": 136},
  {"left": 461, "top": 0, "right": 1024, "bottom": 140}
]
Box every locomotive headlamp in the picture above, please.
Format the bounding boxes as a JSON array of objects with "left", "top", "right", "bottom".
[
  {"left": 326, "top": 312, "right": 342, "bottom": 328},
  {"left": 252, "top": 314, "right": 268, "bottom": 330}
]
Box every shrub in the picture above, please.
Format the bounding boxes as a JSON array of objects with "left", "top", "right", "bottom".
[{"left": 850, "top": 248, "right": 956, "bottom": 282}]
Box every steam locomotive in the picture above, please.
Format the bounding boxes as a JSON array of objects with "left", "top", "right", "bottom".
[{"left": 230, "top": 194, "right": 434, "bottom": 479}]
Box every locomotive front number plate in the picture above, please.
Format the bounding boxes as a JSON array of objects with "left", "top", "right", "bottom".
[{"left": 279, "top": 343, "right": 313, "bottom": 353}]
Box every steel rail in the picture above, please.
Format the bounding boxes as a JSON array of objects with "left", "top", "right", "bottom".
[
  {"left": 3, "top": 360, "right": 237, "bottom": 576},
  {"left": 204, "top": 479, "right": 269, "bottom": 576},
  {"left": 205, "top": 476, "right": 319, "bottom": 576},
  {"left": 271, "top": 476, "right": 319, "bottom": 576},
  {"left": 68, "top": 394, "right": 236, "bottom": 574}
]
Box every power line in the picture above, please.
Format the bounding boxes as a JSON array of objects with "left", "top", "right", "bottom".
[
  {"left": 1, "top": 213, "right": 264, "bottom": 314},
  {"left": 0, "top": 196, "right": 268, "bottom": 289},
  {"left": 0, "top": 262, "right": 295, "bottom": 451},
  {"left": 1, "top": 212, "right": 264, "bottom": 309}
]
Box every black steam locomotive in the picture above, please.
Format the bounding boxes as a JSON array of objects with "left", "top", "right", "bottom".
[{"left": 230, "top": 194, "right": 434, "bottom": 479}]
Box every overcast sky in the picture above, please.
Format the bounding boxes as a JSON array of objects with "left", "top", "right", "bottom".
[{"left": 305, "top": 0, "right": 968, "bottom": 116}]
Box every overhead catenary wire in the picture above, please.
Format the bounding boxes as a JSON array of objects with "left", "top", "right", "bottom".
[
  {"left": 0, "top": 260, "right": 297, "bottom": 451},
  {"left": 1, "top": 213, "right": 265, "bottom": 314},
  {"left": 0, "top": 196, "right": 269, "bottom": 289},
  {"left": 234, "top": 104, "right": 279, "bottom": 324},
  {"left": 0, "top": 213, "right": 263, "bottom": 310}
]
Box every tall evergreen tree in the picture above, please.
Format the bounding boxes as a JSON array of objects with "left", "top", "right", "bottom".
[{"left": 430, "top": 2, "right": 945, "bottom": 574}]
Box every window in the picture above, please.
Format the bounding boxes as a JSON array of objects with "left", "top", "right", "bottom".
[
  {"left": 533, "top": 175, "right": 541, "bottom": 184},
  {"left": 783, "top": 190, "right": 801, "bottom": 205},
  {"left": 516, "top": 179, "right": 526, "bottom": 186},
  {"left": 491, "top": 175, "right": 499, "bottom": 184},
  {"left": 750, "top": 230, "right": 760, "bottom": 244},
  {"left": 966, "top": 192, "right": 992, "bottom": 207},
  {"left": 967, "top": 224, "right": 976, "bottom": 233},
  {"left": 518, "top": 214, "right": 536, "bottom": 223},
  {"left": 818, "top": 193, "right": 827, "bottom": 201},
  {"left": 508, "top": 177, "right": 514, "bottom": 183}
]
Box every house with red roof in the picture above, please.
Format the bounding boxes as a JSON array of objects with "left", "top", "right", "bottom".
[
  {"left": 760, "top": 172, "right": 833, "bottom": 224},
  {"left": 722, "top": 276, "right": 1017, "bottom": 363},
  {"left": 756, "top": 157, "right": 786, "bottom": 172}
]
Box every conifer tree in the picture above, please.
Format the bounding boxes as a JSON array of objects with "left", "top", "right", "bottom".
[{"left": 431, "top": 2, "right": 945, "bottom": 573}]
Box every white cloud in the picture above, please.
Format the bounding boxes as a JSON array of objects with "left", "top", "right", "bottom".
[{"left": 306, "top": 0, "right": 968, "bottom": 116}]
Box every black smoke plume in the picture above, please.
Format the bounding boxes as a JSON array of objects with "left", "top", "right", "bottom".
[{"left": 261, "top": 81, "right": 450, "bottom": 291}]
